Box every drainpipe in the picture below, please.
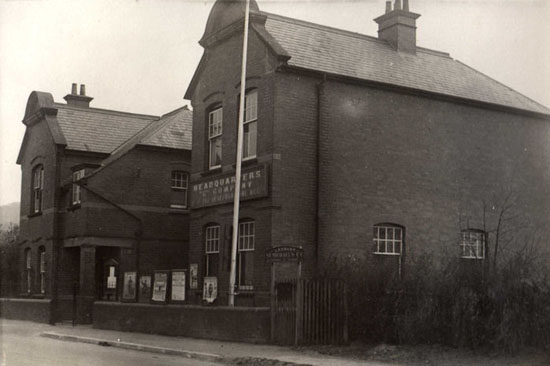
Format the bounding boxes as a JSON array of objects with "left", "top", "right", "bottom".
[
  {"left": 77, "top": 182, "right": 143, "bottom": 292},
  {"left": 51, "top": 145, "right": 64, "bottom": 324},
  {"left": 315, "top": 74, "right": 327, "bottom": 276}
]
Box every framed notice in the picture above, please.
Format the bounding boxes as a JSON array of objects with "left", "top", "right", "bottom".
[
  {"left": 122, "top": 271, "right": 137, "bottom": 301},
  {"left": 138, "top": 275, "right": 151, "bottom": 303},
  {"left": 189, "top": 264, "right": 198, "bottom": 289},
  {"left": 171, "top": 270, "right": 186, "bottom": 302},
  {"left": 203, "top": 277, "right": 218, "bottom": 304},
  {"left": 151, "top": 271, "right": 168, "bottom": 303}
]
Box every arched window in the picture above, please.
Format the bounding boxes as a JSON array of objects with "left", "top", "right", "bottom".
[
  {"left": 25, "top": 248, "right": 32, "bottom": 293},
  {"left": 205, "top": 224, "right": 220, "bottom": 277},
  {"left": 31, "top": 165, "right": 44, "bottom": 213},
  {"left": 460, "top": 229, "right": 486, "bottom": 259},
  {"left": 242, "top": 89, "right": 258, "bottom": 160},
  {"left": 238, "top": 220, "right": 255, "bottom": 290},
  {"left": 38, "top": 246, "right": 46, "bottom": 294},
  {"left": 208, "top": 106, "right": 223, "bottom": 169},
  {"left": 373, "top": 224, "right": 404, "bottom": 255}
]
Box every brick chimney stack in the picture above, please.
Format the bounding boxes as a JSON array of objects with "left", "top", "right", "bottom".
[
  {"left": 64, "top": 83, "right": 93, "bottom": 108},
  {"left": 374, "top": 0, "right": 420, "bottom": 54}
]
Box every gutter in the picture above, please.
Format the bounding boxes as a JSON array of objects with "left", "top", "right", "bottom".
[{"left": 315, "top": 74, "right": 327, "bottom": 275}]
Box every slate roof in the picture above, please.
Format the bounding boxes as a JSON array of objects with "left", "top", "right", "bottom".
[
  {"left": 261, "top": 13, "right": 550, "bottom": 115},
  {"left": 141, "top": 106, "right": 193, "bottom": 150},
  {"left": 89, "top": 106, "right": 192, "bottom": 175},
  {"left": 54, "top": 105, "right": 157, "bottom": 154}
]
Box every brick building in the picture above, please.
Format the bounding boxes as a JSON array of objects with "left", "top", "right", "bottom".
[
  {"left": 185, "top": 0, "right": 550, "bottom": 307},
  {"left": 16, "top": 84, "right": 192, "bottom": 322}
]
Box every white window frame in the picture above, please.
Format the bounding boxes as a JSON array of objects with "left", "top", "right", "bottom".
[
  {"left": 242, "top": 90, "right": 258, "bottom": 160},
  {"left": 208, "top": 107, "right": 223, "bottom": 170},
  {"left": 373, "top": 225, "right": 403, "bottom": 255},
  {"left": 205, "top": 225, "right": 220, "bottom": 277},
  {"left": 40, "top": 250, "right": 46, "bottom": 294},
  {"left": 460, "top": 230, "right": 485, "bottom": 259},
  {"left": 238, "top": 221, "right": 255, "bottom": 290},
  {"left": 32, "top": 166, "right": 44, "bottom": 213},
  {"left": 72, "top": 169, "right": 85, "bottom": 205},
  {"left": 170, "top": 170, "right": 189, "bottom": 209}
]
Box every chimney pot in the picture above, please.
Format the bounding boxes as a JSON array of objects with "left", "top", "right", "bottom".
[
  {"left": 403, "top": 0, "right": 410, "bottom": 11},
  {"left": 71, "top": 83, "right": 78, "bottom": 95},
  {"left": 385, "top": 1, "right": 392, "bottom": 13},
  {"left": 394, "top": 0, "right": 402, "bottom": 10},
  {"left": 80, "top": 84, "right": 86, "bottom": 96}
]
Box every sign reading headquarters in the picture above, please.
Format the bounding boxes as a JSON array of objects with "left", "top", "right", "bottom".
[{"left": 191, "top": 165, "right": 268, "bottom": 208}]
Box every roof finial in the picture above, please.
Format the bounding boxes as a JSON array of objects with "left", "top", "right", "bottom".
[
  {"left": 385, "top": 1, "right": 392, "bottom": 13},
  {"left": 403, "top": 0, "right": 410, "bottom": 11}
]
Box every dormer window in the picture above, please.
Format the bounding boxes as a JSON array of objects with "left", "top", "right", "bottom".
[
  {"left": 31, "top": 165, "right": 44, "bottom": 214},
  {"left": 72, "top": 169, "right": 85, "bottom": 205}
]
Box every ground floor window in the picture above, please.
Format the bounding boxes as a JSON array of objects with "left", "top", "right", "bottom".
[
  {"left": 25, "top": 248, "right": 32, "bottom": 293},
  {"left": 373, "top": 224, "right": 403, "bottom": 255},
  {"left": 460, "top": 230, "right": 485, "bottom": 259},
  {"left": 39, "top": 247, "right": 46, "bottom": 294},
  {"left": 238, "top": 221, "right": 255, "bottom": 290},
  {"left": 205, "top": 225, "right": 220, "bottom": 277}
]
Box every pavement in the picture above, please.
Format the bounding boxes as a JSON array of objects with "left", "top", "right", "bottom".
[{"left": 37, "top": 322, "right": 394, "bottom": 366}]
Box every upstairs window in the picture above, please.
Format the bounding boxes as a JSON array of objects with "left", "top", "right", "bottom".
[
  {"left": 32, "top": 165, "right": 44, "bottom": 213},
  {"left": 460, "top": 230, "right": 485, "bottom": 259},
  {"left": 242, "top": 90, "right": 258, "bottom": 160},
  {"left": 39, "top": 247, "right": 46, "bottom": 294},
  {"left": 170, "top": 170, "right": 189, "bottom": 209},
  {"left": 205, "top": 225, "right": 220, "bottom": 277},
  {"left": 208, "top": 107, "right": 223, "bottom": 169},
  {"left": 72, "top": 169, "right": 85, "bottom": 205},
  {"left": 238, "top": 220, "right": 255, "bottom": 290},
  {"left": 373, "top": 224, "right": 403, "bottom": 255}
]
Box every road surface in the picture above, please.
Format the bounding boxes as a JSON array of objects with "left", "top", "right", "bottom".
[{"left": 0, "top": 319, "right": 224, "bottom": 366}]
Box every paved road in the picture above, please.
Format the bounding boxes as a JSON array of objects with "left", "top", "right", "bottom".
[{"left": 0, "top": 320, "right": 224, "bottom": 366}]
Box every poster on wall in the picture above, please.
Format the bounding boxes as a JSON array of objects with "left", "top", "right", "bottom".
[
  {"left": 151, "top": 271, "right": 168, "bottom": 303},
  {"left": 171, "top": 270, "right": 186, "bottom": 302},
  {"left": 203, "top": 277, "right": 218, "bottom": 304},
  {"left": 122, "top": 271, "right": 137, "bottom": 301},
  {"left": 189, "top": 264, "right": 198, "bottom": 289},
  {"left": 138, "top": 275, "right": 151, "bottom": 302}
]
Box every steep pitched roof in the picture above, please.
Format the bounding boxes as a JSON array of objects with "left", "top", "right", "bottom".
[
  {"left": 262, "top": 13, "right": 549, "bottom": 115},
  {"left": 85, "top": 106, "right": 192, "bottom": 179},
  {"left": 54, "top": 105, "right": 157, "bottom": 154},
  {"left": 140, "top": 106, "right": 193, "bottom": 150}
]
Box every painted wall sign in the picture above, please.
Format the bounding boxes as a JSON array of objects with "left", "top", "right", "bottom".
[
  {"left": 171, "top": 270, "right": 186, "bottom": 302},
  {"left": 265, "top": 246, "right": 304, "bottom": 262},
  {"left": 191, "top": 165, "right": 268, "bottom": 208}
]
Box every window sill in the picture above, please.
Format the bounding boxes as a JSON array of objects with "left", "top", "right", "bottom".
[
  {"left": 27, "top": 212, "right": 42, "bottom": 218},
  {"left": 460, "top": 256, "right": 484, "bottom": 260},
  {"left": 373, "top": 252, "right": 401, "bottom": 256},
  {"left": 68, "top": 203, "right": 81, "bottom": 211},
  {"left": 169, "top": 207, "right": 190, "bottom": 214},
  {"left": 201, "top": 167, "right": 222, "bottom": 177},
  {"left": 233, "top": 157, "right": 258, "bottom": 168}
]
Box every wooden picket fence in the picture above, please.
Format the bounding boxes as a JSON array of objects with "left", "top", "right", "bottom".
[{"left": 272, "top": 278, "right": 348, "bottom": 345}]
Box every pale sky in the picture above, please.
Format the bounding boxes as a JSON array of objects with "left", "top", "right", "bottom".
[{"left": 1, "top": 0, "right": 549, "bottom": 205}]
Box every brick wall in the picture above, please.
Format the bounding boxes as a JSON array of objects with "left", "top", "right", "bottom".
[{"left": 316, "top": 81, "right": 550, "bottom": 272}]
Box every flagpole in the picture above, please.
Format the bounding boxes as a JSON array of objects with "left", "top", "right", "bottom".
[{"left": 229, "top": 0, "right": 251, "bottom": 307}]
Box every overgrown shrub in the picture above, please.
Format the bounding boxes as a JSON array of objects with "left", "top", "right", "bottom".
[
  {"left": 0, "top": 224, "right": 19, "bottom": 297},
  {"left": 331, "top": 247, "right": 550, "bottom": 353}
]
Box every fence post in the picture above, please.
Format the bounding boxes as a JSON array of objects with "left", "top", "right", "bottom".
[
  {"left": 295, "top": 279, "right": 304, "bottom": 345},
  {"left": 270, "top": 262, "right": 275, "bottom": 343},
  {"left": 343, "top": 281, "right": 349, "bottom": 344}
]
